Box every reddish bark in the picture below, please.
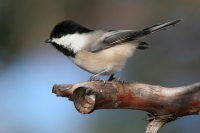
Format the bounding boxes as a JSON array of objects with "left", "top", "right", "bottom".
[{"left": 52, "top": 81, "right": 200, "bottom": 116}]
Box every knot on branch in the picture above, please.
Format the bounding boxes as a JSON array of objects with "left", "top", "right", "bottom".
[
  {"left": 146, "top": 114, "right": 177, "bottom": 123},
  {"left": 72, "top": 87, "right": 96, "bottom": 114}
]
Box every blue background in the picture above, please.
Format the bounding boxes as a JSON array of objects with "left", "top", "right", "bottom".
[{"left": 0, "top": 0, "right": 200, "bottom": 132}]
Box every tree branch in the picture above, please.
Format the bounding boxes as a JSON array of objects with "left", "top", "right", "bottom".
[{"left": 52, "top": 81, "right": 200, "bottom": 133}]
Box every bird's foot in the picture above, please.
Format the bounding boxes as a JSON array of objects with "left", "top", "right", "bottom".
[
  {"left": 88, "top": 76, "right": 106, "bottom": 84},
  {"left": 108, "top": 75, "right": 124, "bottom": 84},
  {"left": 110, "top": 77, "right": 124, "bottom": 84}
]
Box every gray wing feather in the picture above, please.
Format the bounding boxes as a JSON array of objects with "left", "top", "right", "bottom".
[
  {"left": 90, "top": 30, "right": 137, "bottom": 52},
  {"left": 91, "top": 19, "right": 182, "bottom": 52},
  {"left": 103, "top": 30, "right": 139, "bottom": 45}
]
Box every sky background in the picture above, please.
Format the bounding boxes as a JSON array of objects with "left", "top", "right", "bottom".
[{"left": 0, "top": 0, "right": 200, "bottom": 133}]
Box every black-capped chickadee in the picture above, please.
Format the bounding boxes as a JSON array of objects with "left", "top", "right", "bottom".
[{"left": 45, "top": 19, "right": 181, "bottom": 82}]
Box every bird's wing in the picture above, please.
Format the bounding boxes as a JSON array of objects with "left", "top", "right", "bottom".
[
  {"left": 90, "top": 19, "right": 182, "bottom": 52},
  {"left": 104, "top": 30, "right": 137, "bottom": 45},
  {"left": 89, "top": 30, "right": 139, "bottom": 52}
]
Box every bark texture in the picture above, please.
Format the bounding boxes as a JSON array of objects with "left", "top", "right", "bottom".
[{"left": 52, "top": 81, "right": 200, "bottom": 133}]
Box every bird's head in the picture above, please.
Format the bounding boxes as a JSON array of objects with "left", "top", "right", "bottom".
[{"left": 45, "top": 20, "right": 92, "bottom": 56}]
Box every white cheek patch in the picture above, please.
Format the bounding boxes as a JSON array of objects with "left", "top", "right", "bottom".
[{"left": 52, "top": 33, "right": 90, "bottom": 52}]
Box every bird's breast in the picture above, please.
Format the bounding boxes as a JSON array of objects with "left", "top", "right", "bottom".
[{"left": 69, "top": 43, "right": 136, "bottom": 75}]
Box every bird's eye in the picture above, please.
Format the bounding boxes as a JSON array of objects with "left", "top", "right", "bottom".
[{"left": 57, "top": 34, "right": 63, "bottom": 38}]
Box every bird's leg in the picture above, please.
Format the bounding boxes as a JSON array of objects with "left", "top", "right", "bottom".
[
  {"left": 108, "top": 74, "right": 114, "bottom": 81},
  {"left": 88, "top": 70, "right": 107, "bottom": 83},
  {"left": 108, "top": 74, "right": 124, "bottom": 84}
]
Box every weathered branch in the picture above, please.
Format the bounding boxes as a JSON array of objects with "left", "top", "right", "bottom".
[{"left": 52, "top": 81, "right": 200, "bottom": 133}]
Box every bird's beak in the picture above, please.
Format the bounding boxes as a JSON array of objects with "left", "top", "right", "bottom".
[{"left": 45, "top": 39, "right": 52, "bottom": 43}]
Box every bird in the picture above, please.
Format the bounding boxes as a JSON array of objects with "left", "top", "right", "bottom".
[{"left": 45, "top": 19, "right": 182, "bottom": 82}]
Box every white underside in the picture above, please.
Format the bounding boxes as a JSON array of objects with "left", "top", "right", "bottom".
[{"left": 69, "top": 42, "right": 137, "bottom": 75}]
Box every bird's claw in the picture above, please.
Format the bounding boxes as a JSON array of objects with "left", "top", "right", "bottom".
[
  {"left": 108, "top": 77, "right": 124, "bottom": 84},
  {"left": 88, "top": 76, "right": 106, "bottom": 84}
]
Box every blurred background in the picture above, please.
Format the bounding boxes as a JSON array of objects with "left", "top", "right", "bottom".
[{"left": 0, "top": 0, "right": 200, "bottom": 133}]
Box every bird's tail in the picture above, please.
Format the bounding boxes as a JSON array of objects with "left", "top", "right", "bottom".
[
  {"left": 136, "top": 19, "right": 182, "bottom": 50},
  {"left": 137, "top": 19, "right": 182, "bottom": 37},
  {"left": 143, "top": 19, "right": 182, "bottom": 34}
]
